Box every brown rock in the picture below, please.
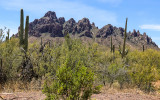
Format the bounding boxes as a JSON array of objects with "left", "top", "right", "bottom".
[
  {"left": 59, "top": 17, "right": 65, "bottom": 24},
  {"left": 80, "top": 30, "right": 93, "bottom": 38},
  {"left": 44, "top": 11, "right": 57, "bottom": 19},
  {"left": 96, "top": 24, "right": 113, "bottom": 38},
  {"left": 76, "top": 18, "right": 92, "bottom": 33},
  {"left": 63, "top": 18, "right": 76, "bottom": 33},
  {"left": 15, "top": 11, "right": 158, "bottom": 49}
]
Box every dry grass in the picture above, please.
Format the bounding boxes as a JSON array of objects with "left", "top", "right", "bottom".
[
  {"left": 91, "top": 82, "right": 160, "bottom": 100},
  {"left": 1, "top": 81, "right": 160, "bottom": 100},
  {"left": 0, "top": 79, "right": 46, "bottom": 100},
  {"left": 0, "top": 78, "right": 44, "bottom": 93},
  {"left": 153, "top": 80, "right": 160, "bottom": 89}
]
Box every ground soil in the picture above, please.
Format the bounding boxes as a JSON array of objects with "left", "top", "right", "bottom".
[
  {"left": 1, "top": 89, "right": 160, "bottom": 100},
  {"left": 92, "top": 92, "right": 160, "bottom": 100},
  {"left": 0, "top": 91, "right": 46, "bottom": 100}
]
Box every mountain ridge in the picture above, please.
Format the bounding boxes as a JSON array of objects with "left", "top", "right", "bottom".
[{"left": 16, "top": 11, "right": 158, "bottom": 50}]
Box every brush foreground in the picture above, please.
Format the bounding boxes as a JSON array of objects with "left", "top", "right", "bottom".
[{"left": 1, "top": 10, "right": 160, "bottom": 100}]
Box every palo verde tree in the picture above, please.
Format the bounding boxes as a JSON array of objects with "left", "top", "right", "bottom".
[{"left": 42, "top": 37, "right": 96, "bottom": 100}]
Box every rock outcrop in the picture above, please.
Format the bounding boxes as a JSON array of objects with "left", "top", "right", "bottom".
[
  {"left": 63, "top": 18, "right": 76, "bottom": 34},
  {"left": 16, "top": 11, "right": 158, "bottom": 49},
  {"left": 28, "top": 11, "right": 63, "bottom": 37}
]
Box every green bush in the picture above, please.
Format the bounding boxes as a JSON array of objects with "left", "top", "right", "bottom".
[
  {"left": 42, "top": 58, "right": 94, "bottom": 100},
  {"left": 128, "top": 49, "right": 160, "bottom": 92},
  {"left": 1, "top": 25, "right": 160, "bottom": 94},
  {"left": 129, "top": 64, "right": 159, "bottom": 92}
]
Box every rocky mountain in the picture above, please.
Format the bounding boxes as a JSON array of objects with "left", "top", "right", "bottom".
[{"left": 24, "top": 11, "right": 158, "bottom": 50}]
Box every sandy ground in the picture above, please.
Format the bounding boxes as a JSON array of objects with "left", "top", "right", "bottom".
[
  {"left": 92, "top": 92, "right": 160, "bottom": 100},
  {"left": 92, "top": 85, "right": 160, "bottom": 100},
  {"left": 0, "top": 91, "right": 46, "bottom": 100},
  {"left": 1, "top": 82, "right": 160, "bottom": 100},
  {"left": 1, "top": 79, "right": 160, "bottom": 100},
  {"left": 0, "top": 90, "right": 160, "bottom": 100}
]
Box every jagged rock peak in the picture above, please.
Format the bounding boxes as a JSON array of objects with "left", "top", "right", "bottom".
[
  {"left": 91, "top": 22, "right": 95, "bottom": 26},
  {"left": 78, "top": 18, "right": 91, "bottom": 25},
  {"left": 59, "top": 17, "right": 65, "bottom": 24},
  {"left": 103, "top": 24, "right": 113, "bottom": 28},
  {"left": 63, "top": 18, "right": 76, "bottom": 34},
  {"left": 131, "top": 29, "right": 140, "bottom": 37},
  {"left": 96, "top": 24, "right": 114, "bottom": 38},
  {"left": 22, "top": 10, "right": 158, "bottom": 49},
  {"left": 76, "top": 18, "right": 92, "bottom": 33},
  {"left": 68, "top": 18, "right": 76, "bottom": 23},
  {"left": 44, "top": 11, "right": 57, "bottom": 19},
  {"left": 143, "top": 32, "right": 147, "bottom": 37}
]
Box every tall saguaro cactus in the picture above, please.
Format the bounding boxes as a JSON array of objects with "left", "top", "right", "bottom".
[
  {"left": 119, "top": 18, "right": 128, "bottom": 58},
  {"left": 20, "top": 9, "right": 24, "bottom": 46},
  {"left": 122, "top": 18, "right": 128, "bottom": 58},
  {"left": 6, "top": 29, "right": 10, "bottom": 41},
  {"left": 0, "top": 59, "right": 2, "bottom": 69},
  {"left": 24, "top": 16, "right": 29, "bottom": 51},
  {"left": 143, "top": 45, "right": 145, "bottom": 52},
  {"left": 113, "top": 45, "right": 115, "bottom": 53},
  {"left": 110, "top": 36, "right": 115, "bottom": 53},
  {"left": 41, "top": 37, "right": 43, "bottom": 47},
  {"left": 19, "top": 9, "right": 29, "bottom": 51},
  {"left": 110, "top": 36, "right": 113, "bottom": 52}
]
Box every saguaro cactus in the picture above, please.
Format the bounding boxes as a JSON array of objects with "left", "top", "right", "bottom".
[
  {"left": 113, "top": 45, "right": 115, "bottom": 53},
  {"left": 24, "top": 16, "right": 29, "bottom": 51},
  {"left": 48, "top": 41, "right": 51, "bottom": 47},
  {"left": 6, "top": 29, "right": 10, "bottom": 41},
  {"left": 19, "top": 9, "right": 29, "bottom": 51},
  {"left": 19, "top": 9, "right": 24, "bottom": 46},
  {"left": 40, "top": 37, "right": 43, "bottom": 50},
  {"left": 119, "top": 18, "right": 128, "bottom": 58},
  {"left": 110, "top": 36, "right": 115, "bottom": 53},
  {"left": 143, "top": 45, "right": 145, "bottom": 52},
  {"left": 122, "top": 18, "right": 128, "bottom": 58},
  {"left": 110, "top": 36, "right": 113, "bottom": 52},
  {"left": 0, "top": 59, "right": 2, "bottom": 69},
  {"left": 40, "top": 37, "right": 44, "bottom": 53}
]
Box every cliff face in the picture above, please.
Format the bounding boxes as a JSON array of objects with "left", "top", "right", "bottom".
[
  {"left": 28, "top": 11, "right": 64, "bottom": 37},
  {"left": 20, "top": 11, "right": 158, "bottom": 49}
]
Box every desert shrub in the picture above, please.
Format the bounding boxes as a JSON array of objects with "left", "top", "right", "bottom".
[
  {"left": 129, "top": 64, "right": 159, "bottom": 92},
  {"left": 0, "top": 38, "right": 22, "bottom": 82},
  {"left": 101, "top": 62, "right": 130, "bottom": 89},
  {"left": 97, "top": 49, "right": 130, "bottom": 88},
  {"left": 42, "top": 36, "right": 102, "bottom": 99},
  {"left": 0, "top": 37, "right": 37, "bottom": 83},
  {"left": 1, "top": 26, "right": 160, "bottom": 95},
  {"left": 42, "top": 57, "right": 95, "bottom": 100},
  {"left": 128, "top": 49, "right": 160, "bottom": 92}
]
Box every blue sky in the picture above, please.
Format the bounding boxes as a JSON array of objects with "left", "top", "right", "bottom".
[{"left": 1, "top": 0, "right": 160, "bottom": 47}]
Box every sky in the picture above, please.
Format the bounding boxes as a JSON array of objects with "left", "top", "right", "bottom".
[{"left": 0, "top": 0, "right": 160, "bottom": 47}]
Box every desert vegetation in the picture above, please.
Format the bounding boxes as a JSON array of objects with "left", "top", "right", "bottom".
[{"left": 0, "top": 9, "right": 160, "bottom": 100}]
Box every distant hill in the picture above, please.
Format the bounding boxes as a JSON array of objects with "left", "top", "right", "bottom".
[{"left": 16, "top": 11, "right": 159, "bottom": 50}]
